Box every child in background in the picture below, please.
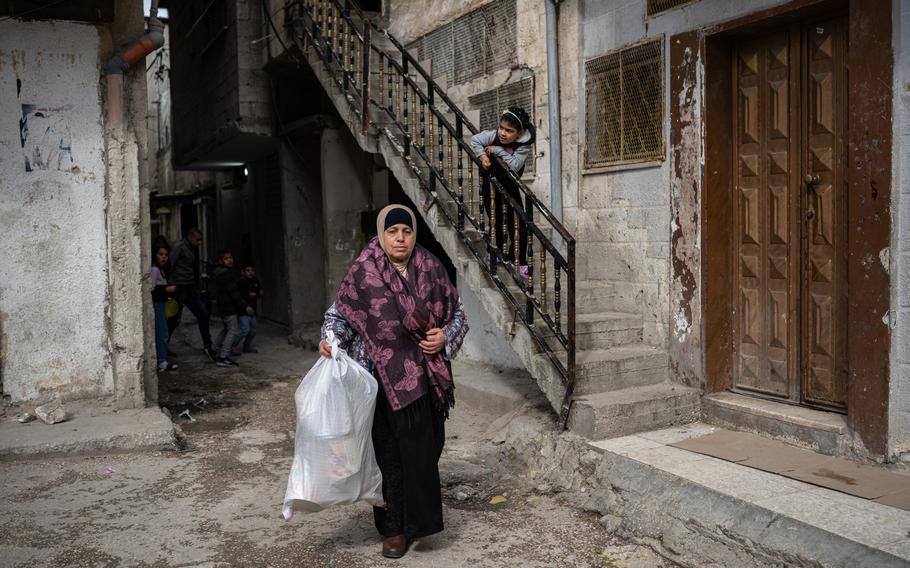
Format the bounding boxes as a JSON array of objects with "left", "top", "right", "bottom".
[
  {"left": 469, "top": 106, "right": 536, "bottom": 278},
  {"left": 151, "top": 246, "right": 178, "bottom": 371},
  {"left": 213, "top": 250, "right": 253, "bottom": 367},
  {"left": 235, "top": 264, "right": 263, "bottom": 354}
]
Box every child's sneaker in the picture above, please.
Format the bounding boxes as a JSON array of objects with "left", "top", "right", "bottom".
[
  {"left": 203, "top": 346, "right": 217, "bottom": 362},
  {"left": 215, "top": 357, "right": 238, "bottom": 368},
  {"left": 157, "top": 361, "right": 178, "bottom": 371}
]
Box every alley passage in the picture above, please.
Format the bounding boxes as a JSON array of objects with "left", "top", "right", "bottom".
[{"left": 0, "top": 323, "right": 673, "bottom": 567}]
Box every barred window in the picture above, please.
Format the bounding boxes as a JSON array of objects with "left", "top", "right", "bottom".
[
  {"left": 468, "top": 77, "right": 535, "bottom": 175},
  {"left": 646, "top": 0, "right": 698, "bottom": 16},
  {"left": 406, "top": 0, "right": 517, "bottom": 87},
  {"left": 584, "top": 39, "right": 663, "bottom": 168}
]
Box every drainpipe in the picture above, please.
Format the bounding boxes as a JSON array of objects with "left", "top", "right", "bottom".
[
  {"left": 545, "top": 0, "right": 563, "bottom": 225},
  {"left": 104, "top": 1, "right": 165, "bottom": 129}
]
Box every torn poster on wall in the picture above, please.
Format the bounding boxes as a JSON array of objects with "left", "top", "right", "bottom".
[{"left": 19, "top": 104, "right": 77, "bottom": 172}]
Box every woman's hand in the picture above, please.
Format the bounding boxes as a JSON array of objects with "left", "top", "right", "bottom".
[
  {"left": 319, "top": 339, "right": 332, "bottom": 358},
  {"left": 419, "top": 328, "right": 445, "bottom": 355}
]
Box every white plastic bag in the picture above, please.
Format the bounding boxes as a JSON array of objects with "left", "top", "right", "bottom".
[{"left": 282, "top": 332, "right": 383, "bottom": 519}]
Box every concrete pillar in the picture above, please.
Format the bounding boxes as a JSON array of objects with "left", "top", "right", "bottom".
[
  {"left": 320, "top": 128, "right": 372, "bottom": 306},
  {"left": 281, "top": 141, "right": 327, "bottom": 329}
]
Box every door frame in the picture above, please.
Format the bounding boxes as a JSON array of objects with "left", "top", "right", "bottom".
[{"left": 672, "top": 0, "right": 893, "bottom": 454}]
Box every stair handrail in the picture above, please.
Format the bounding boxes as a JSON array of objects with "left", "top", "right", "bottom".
[{"left": 289, "top": 0, "right": 576, "bottom": 427}]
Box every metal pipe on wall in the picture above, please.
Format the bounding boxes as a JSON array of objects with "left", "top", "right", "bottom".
[
  {"left": 104, "top": 0, "right": 165, "bottom": 128},
  {"left": 545, "top": 0, "right": 563, "bottom": 226}
]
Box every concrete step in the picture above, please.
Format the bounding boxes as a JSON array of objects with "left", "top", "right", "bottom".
[
  {"left": 574, "top": 344, "right": 667, "bottom": 391},
  {"left": 703, "top": 391, "right": 849, "bottom": 455},
  {"left": 573, "top": 280, "right": 616, "bottom": 314},
  {"left": 568, "top": 382, "right": 700, "bottom": 440},
  {"left": 586, "top": 424, "right": 910, "bottom": 567}
]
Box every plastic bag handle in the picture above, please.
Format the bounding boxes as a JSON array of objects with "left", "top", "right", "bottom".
[{"left": 325, "top": 330, "right": 340, "bottom": 361}]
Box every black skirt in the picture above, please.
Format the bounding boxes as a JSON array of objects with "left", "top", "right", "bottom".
[{"left": 371, "top": 382, "right": 446, "bottom": 539}]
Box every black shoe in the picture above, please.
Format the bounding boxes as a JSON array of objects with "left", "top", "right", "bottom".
[
  {"left": 215, "top": 357, "right": 232, "bottom": 367},
  {"left": 203, "top": 346, "right": 217, "bottom": 362},
  {"left": 382, "top": 535, "right": 408, "bottom": 559}
]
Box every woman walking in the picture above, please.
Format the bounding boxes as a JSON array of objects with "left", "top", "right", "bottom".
[{"left": 319, "top": 204, "right": 468, "bottom": 559}]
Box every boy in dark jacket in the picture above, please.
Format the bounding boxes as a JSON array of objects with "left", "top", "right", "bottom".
[
  {"left": 213, "top": 250, "right": 253, "bottom": 367},
  {"left": 235, "top": 264, "right": 263, "bottom": 353}
]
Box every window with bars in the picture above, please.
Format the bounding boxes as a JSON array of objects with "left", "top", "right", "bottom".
[
  {"left": 584, "top": 39, "right": 663, "bottom": 168},
  {"left": 646, "top": 0, "right": 698, "bottom": 16},
  {"left": 406, "top": 0, "right": 517, "bottom": 87},
  {"left": 468, "top": 77, "right": 535, "bottom": 176}
]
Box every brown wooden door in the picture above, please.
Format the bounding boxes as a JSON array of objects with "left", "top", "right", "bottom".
[{"left": 731, "top": 17, "right": 848, "bottom": 411}]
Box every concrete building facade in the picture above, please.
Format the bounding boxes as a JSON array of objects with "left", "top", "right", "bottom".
[
  {"left": 159, "top": 0, "right": 908, "bottom": 462},
  {"left": 378, "top": 0, "right": 908, "bottom": 460}
]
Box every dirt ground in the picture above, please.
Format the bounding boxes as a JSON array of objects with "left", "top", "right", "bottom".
[{"left": 0, "top": 323, "right": 675, "bottom": 567}]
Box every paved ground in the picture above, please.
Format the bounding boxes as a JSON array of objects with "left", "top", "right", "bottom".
[{"left": 0, "top": 323, "right": 675, "bottom": 567}]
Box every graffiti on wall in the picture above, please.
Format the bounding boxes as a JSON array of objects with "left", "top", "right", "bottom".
[{"left": 19, "top": 104, "right": 77, "bottom": 172}]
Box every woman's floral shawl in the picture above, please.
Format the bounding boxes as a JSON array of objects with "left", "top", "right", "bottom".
[{"left": 334, "top": 237, "right": 459, "bottom": 412}]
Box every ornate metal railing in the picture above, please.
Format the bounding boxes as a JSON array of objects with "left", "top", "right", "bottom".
[{"left": 287, "top": 0, "right": 576, "bottom": 426}]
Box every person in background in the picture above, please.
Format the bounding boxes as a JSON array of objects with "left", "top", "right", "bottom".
[
  {"left": 235, "top": 264, "right": 263, "bottom": 354},
  {"left": 469, "top": 106, "right": 536, "bottom": 279},
  {"left": 213, "top": 250, "right": 253, "bottom": 367},
  {"left": 168, "top": 228, "right": 216, "bottom": 361},
  {"left": 318, "top": 204, "right": 469, "bottom": 559},
  {"left": 151, "top": 245, "right": 178, "bottom": 372}
]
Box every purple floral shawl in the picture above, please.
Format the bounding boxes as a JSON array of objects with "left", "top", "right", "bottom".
[{"left": 335, "top": 237, "right": 458, "bottom": 412}]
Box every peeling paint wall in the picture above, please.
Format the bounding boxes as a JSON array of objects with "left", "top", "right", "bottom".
[
  {"left": 0, "top": 20, "right": 113, "bottom": 402},
  {"left": 889, "top": 0, "right": 910, "bottom": 457}
]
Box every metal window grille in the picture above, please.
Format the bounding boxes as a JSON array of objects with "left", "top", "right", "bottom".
[
  {"left": 469, "top": 76, "right": 535, "bottom": 175},
  {"left": 481, "top": 0, "right": 517, "bottom": 74},
  {"left": 584, "top": 39, "right": 663, "bottom": 167},
  {"left": 424, "top": 25, "right": 455, "bottom": 86},
  {"left": 405, "top": 0, "right": 517, "bottom": 87},
  {"left": 646, "top": 0, "right": 698, "bottom": 16},
  {"left": 453, "top": 10, "right": 485, "bottom": 83}
]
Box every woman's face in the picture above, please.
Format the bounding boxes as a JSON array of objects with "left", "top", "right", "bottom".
[
  {"left": 155, "top": 248, "right": 169, "bottom": 267},
  {"left": 497, "top": 119, "right": 521, "bottom": 144},
  {"left": 383, "top": 224, "right": 416, "bottom": 264}
]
